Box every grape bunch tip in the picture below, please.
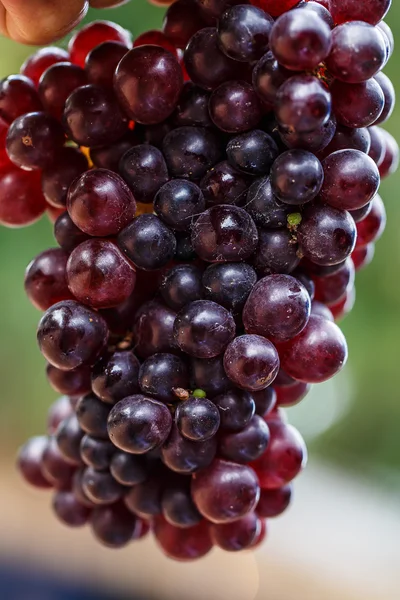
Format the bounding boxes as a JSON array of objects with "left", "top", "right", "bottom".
[{"left": 2, "top": 0, "right": 397, "bottom": 561}]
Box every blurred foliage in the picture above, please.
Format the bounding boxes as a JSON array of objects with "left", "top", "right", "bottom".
[{"left": 0, "top": 1, "right": 399, "bottom": 485}]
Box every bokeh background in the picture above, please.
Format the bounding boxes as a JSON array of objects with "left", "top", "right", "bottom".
[{"left": 0, "top": 1, "right": 398, "bottom": 599}]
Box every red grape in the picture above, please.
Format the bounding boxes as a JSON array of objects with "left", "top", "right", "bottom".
[{"left": 69, "top": 20, "right": 132, "bottom": 68}]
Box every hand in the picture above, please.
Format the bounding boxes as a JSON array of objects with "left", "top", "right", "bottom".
[{"left": 0, "top": 0, "right": 128, "bottom": 45}]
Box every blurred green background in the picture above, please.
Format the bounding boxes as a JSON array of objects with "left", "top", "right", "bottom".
[{"left": 0, "top": 0, "right": 398, "bottom": 486}]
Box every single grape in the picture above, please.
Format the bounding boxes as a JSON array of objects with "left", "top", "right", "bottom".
[
  {"left": 81, "top": 467, "right": 125, "bottom": 506},
  {"left": 377, "top": 21, "right": 394, "bottom": 64},
  {"left": 356, "top": 194, "right": 386, "bottom": 247},
  {"left": 243, "top": 274, "right": 311, "bottom": 343},
  {"left": 227, "top": 129, "right": 279, "bottom": 176},
  {"left": 65, "top": 84, "right": 128, "bottom": 147},
  {"left": 252, "top": 51, "right": 291, "bottom": 107},
  {"left": 270, "top": 9, "right": 332, "bottom": 72},
  {"left": 318, "top": 124, "right": 371, "bottom": 160},
  {"left": 174, "top": 300, "right": 236, "bottom": 358},
  {"left": 314, "top": 258, "right": 355, "bottom": 306},
  {"left": 139, "top": 353, "right": 190, "bottom": 404},
  {"left": 154, "top": 180, "right": 205, "bottom": 231},
  {"left": 173, "top": 82, "right": 213, "bottom": 128},
  {"left": 42, "top": 147, "right": 88, "bottom": 209},
  {"left": 21, "top": 47, "right": 70, "bottom": 86},
  {"left": 297, "top": 203, "right": 357, "bottom": 266},
  {"left": 209, "top": 81, "right": 262, "bottom": 134},
  {"left": 311, "top": 300, "right": 334, "bottom": 321},
  {"left": 253, "top": 228, "right": 300, "bottom": 276},
  {"left": 329, "top": 0, "right": 392, "bottom": 26},
  {"left": 219, "top": 415, "right": 270, "bottom": 464},
  {"left": 75, "top": 393, "right": 111, "bottom": 440},
  {"left": 352, "top": 244, "right": 375, "bottom": 271},
  {"left": 80, "top": 435, "right": 115, "bottom": 471},
  {"left": 251, "top": 388, "right": 277, "bottom": 418},
  {"left": 0, "top": 75, "right": 42, "bottom": 123},
  {"left": 133, "top": 29, "right": 179, "bottom": 58},
  {"left": 218, "top": 5, "right": 273, "bottom": 63},
  {"left": 190, "top": 356, "right": 232, "bottom": 399},
  {"left": 191, "top": 459, "right": 260, "bottom": 523},
  {"left": 118, "top": 214, "right": 176, "bottom": 271},
  {"left": 210, "top": 513, "right": 261, "bottom": 552},
  {"left": 17, "top": 436, "right": 52, "bottom": 489},
  {"left": 47, "top": 364, "right": 91, "bottom": 397},
  {"left": 293, "top": 267, "right": 315, "bottom": 301},
  {"left": 214, "top": 389, "right": 256, "bottom": 432},
  {"left": 202, "top": 263, "right": 257, "bottom": 314},
  {"left": 115, "top": 46, "right": 183, "bottom": 124},
  {"left": 160, "top": 264, "right": 204, "bottom": 311},
  {"left": 276, "top": 75, "right": 331, "bottom": 134},
  {"left": 91, "top": 502, "right": 137, "bottom": 548},
  {"left": 224, "top": 334, "right": 280, "bottom": 391},
  {"left": 374, "top": 72, "right": 396, "bottom": 125},
  {"left": 6, "top": 112, "right": 65, "bottom": 171},
  {"left": 72, "top": 468, "right": 96, "bottom": 509},
  {"left": 270, "top": 150, "right": 323, "bottom": 206},
  {"left": 47, "top": 396, "right": 73, "bottom": 435},
  {"left": 124, "top": 475, "right": 164, "bottom": 519},
  {"left": 379, "top": 130, "right": 399, "bottom": 178},
  {"left": 90, "top": 132, "right": 140, "bottom": 172},
  {"left": 37, "top": 300, "right": 109, "bottom": 370},
  {"left": 132, "top": 300, "right": 177, "bottom": 359},
  {"left": 256, "top": 485, "right": 292, "bottom": 518},
  {"left": 279, "top": 315, "right": 348, "bottom": 383},
  {"left": 275, "top": 380, "right": 312, "bottom": 407},
  {"left": 53, "top": 212, "right": 90, "bottom": 253},
  {"left": 368, "top": 126, "right": 386, "bottom": 167},
  {"left": 200, "top": 161, "right": 249, "bottom": 207},
  {"left": 331, "top": 79, "right": 384, "bottom": 128},
  {"left": 85, "top": 41, "right": 129, "bottom": 88},
  {"left": 161, "top": 423, "right": 217, "bottom": 473},
  {"left": 162, "top": 479, "right": 203, "bottom": 528},
  {"left": 297, "top": 1, "right": 334, "bottom": 28},
  {"left": 154, "top": 518, "right": 213, "bottom": 561},
  {"left": 91, "top": 351, "right": 140, "bottom": 405},
  {"left": 119, "top": 144, "right": 169, "bottom": 205},
  {"left": 55, "top": 414, "right": 84, "bottom": 466},
  {"left": 107, "top": 395, "right": 173, "bottom": 454},
  {"left": 41, "top": 437, "right": 75, "bottom": 489},
  {"left": 251, "top": 420, "right": 307, "bottom": 489},
  {"left": 38, "top": 62, "right": 88, "bottom": 120},
  {"left": 67, "top": 169, "right": 136, "bottom": 237},
  {"left": 175, "top": 396, "right": 220, "bottom": 442},
  {"left": 69, "top": 20, "right": 132, "bottom": 68},
  {"left": 24, "top": 248, "right": 72, "bottom": 311},
  {"left": 191, "top": 205, "right": 258, "bottom": 263},
  {"left": 279, "top": 115, "right": 336, "bottom": 154},
  {"left": 163, "top": 0, "right": 208, "bottom": 49},
  {"left": 53, "top": 491, "right": 91, "bottom": 527},
  {"left": 162, "top": 126, "right": 222, "bottom": 180},
  {"left": 245, "top": 177, "right": 290, "bottom": 229},
  {"left": 330, "top": 285, "right": 356, "bottom": 321},
  {"left": 110, "top": 452, "right": 148, "bottom": 486}
]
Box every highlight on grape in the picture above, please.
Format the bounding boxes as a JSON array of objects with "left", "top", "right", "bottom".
[{"left": 0, "top": 0, "right": 397, "bottom": 560}]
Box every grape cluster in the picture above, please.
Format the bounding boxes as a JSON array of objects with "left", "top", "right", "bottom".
[{"left": 2, "top": 0, "right": 397, "bottom": 561}]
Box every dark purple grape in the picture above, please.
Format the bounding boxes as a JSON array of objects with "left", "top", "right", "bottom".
[
  {"left": 42, "top": 147, "right": 88, "bottom": 209},
  {"left": 331, "top": 79, "right": 384, "bottom": 128},
  {"left": 37, "top": 300, "right": 109, "bottom": 370},
  {"left": 153, "top": 517, "right": 212, "bottom": 560},
  {"left": 110, "top": 451, "right": 148, "bottom": 486},
  {"left": 175, "top": 396, "right": 220, "bottom": 441},
  {"left": 252, "top": 51, "right": 291, "bottom": 107},
  {"left": 81, "top": 467, "right": 125, "bottom": 505},
  {"left": 245, "top": 177, "right": 290, "bottom": 229},
  {"left": 162, "top": 126, "right": 222, "bottom": 181},
  {"left": 24, "top": 247, "right": 72, "bottom": 311},
  {"left": 209, "top": 81, "right": 262, "bottom": 133},
  {"left": 6, "top": 112, "right": 65, "bottom": 170},
  {"left": 326, "top": 22, "right": 386, "bottom": 84},
  {"left": 279, "top": 115, "right": 336, "bottom": 154},
  {"left": 253, "top": 228, "right": 300, "bottom": 276},
  {"left": 55, "top": 413, "right": 84, "bottom": 466},
  {"left": 191, "top": 205, "right": 258, "bottom": 263},
  {"left": 173, "top": 82, "right": 213, "bottom": 128},
  {"left": 200, "top": 161, "right": 249, "bottom": 207},
  {"left": 297, "top": 1, "right": 334, "bottom": 28},
  {"left": 174, "top": 233, "right": 197, "bottom": 262},
  {"left": 91, "top": 351, "right": 140, "bottom": 405},
  {"left": 184, "top": 28, "right": 244, "bottom": 91},
  {"left": 257, "top": 485, "right": 292, "bottom": 518},
  {"left": 293, "top": 268, "right": 316, "bottom": 301},
  {"left": 124, "top": 475, "right": 164, "bottom": 518},
  {"left": 115, "top": 46, "right": 183, "bottom": 124},
  {"left": 139, "top": 353, "right": 190, "bottom": 404},
  {"left": 85, "top": 41, "right": 129, "bottom": 88},
  {"left": 219, "top": 415, "right": 270, "bottom": 464},
  {"left": 226, "top": 129, "right": 279, "bottom": 176},
  {"left": 90, "top": 132, "right": 140, "bottom": 172},
  {"left": 64, "top": 84, "right": 128, "bottom": 147},
  {"left": 134, "top": 120, "right": 173, "bottom": 149},
  {"left": 53, "top": 490, "right": 92, "bottom": 527},
  {"left": 174, "top": 300, "right": 236, "bottom": 358},
  {"left": 190, "top": 356, "right": 232, "bottom": 399},
  {"left": 117, "top": 214, "right": 176, "bottom": 271},
  {"left": 218, "top": 5, "right": 273, "bottom": 63},
  {"left": 119, "top": 144, "right": 169, "bottom": 204},
  {"left": 270, "top": 150, "right": 323, "bottom": 205},
  {"left": 162, "top": 480, "right": 203, "bottom": 528},
  {"left": 374, "top": 71, "right": 395, "bottom": 125},
  {"left": 251, "top": 388, "right": 277, "bottom": 418},
  {"left": 210, "top": 513, "right": 261, "bottom": 551},
  {"left": 0, "top": 75, "right": 42, "bottom": 124},
  {"left": 330, "top": 0, "right": 391, "bottom": 27},
  {"left": 161, "top": 423, "right": 217, "bottom": 474},
  {"left": 17, "top": 436, "right": 52, "bottom": 489},
  {"left": 132, "top": 300, "right": 177, "bottom": 359},
  {"left": 54, "top": 212, "right": 90, "bottom": 253},
  {"left": 318, "top": 124, "right": 371, "bottom": 160},
  {"left": 191, "top": 459, "right": 260, "bottom": 524},
  {"left": 75, "top": 393, "right": 111, "bottom": 439},
  {"left": 297, "top": 203, "right": 357, "bottom": 266},
  {"left": 224, "top": 334, "right": 280, "bottom": 392},
  {"left": 202, "top": 262, "right": 257, "bottom": 313},
  {"left": 214, "top": 389, "right": 255, "bottom": 431},
  {"left": 320, "top": 149, "right": 380, "bottom": 211},
  {"left": 91, "top": 502, "right": 137, "bottom": 548},
  {"left": 154, "top": 180, "right": 205, "bottom": 231},
  {"left": 243, "top": 274, "right": 311, "bottom": 343},
  {"left": 160, "top": 264, "right": 204, "bottom": 311},
  {"left": 67, "top": 169, "right": 136, "bottom": 237},
  {"left": 67, "top": 239, "right": 137, "bottom": 309},
  {"left": 163, "top": 0, "right": 209, "bottom": 49},
  {"left": 72, "top": 468, "right": 96, "bottom": 509},
  {"left": 107, "top": 395, "right": 172, "bottom": 454},
  {"left": 270, "top": 9, "right": 332, "bottom": 71},
  {"left": 38, "top": 62, "right": 88, "bottom": 120},
  {"left": 47, "top": 364, "right": 91, "bottom": 397},
  {"left": 80, "top": 435, "right": 115, "bottom": 470},
  {"left": 378, "top": 21, "right": 394, "bottom": 64},
  {"left": 276, "top": 75, "right": 331, "bottom": 134},
  {"left": 368, "top": 126, "right": 386, "bottom": 166},
  {"left": 47, "top": 396, "right": 73, "bottom": 435},
  {"left": 42, "top": 435, "right": 76, "bottom": 488},
  {"left": 314, "top": 258, "right": 355, "bottom": 306},
  {"left": 350, "top": 202, "right": 372, "bottom": 224}
]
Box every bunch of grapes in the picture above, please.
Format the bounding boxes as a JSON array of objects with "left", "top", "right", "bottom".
[{"left": 2, "top": 0, "right": 398, "bottom": 560}]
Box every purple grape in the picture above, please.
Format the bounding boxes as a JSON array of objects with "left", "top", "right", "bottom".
[
  {"left": 173, "top": 82, "right": 213, "bottom": 128},
  {"left": 174, "top": 233, "right": 197, "bottom": 262},
  {"left": 47, "top": 396, "right": 73, "bottom": 435},
  {"left": 174, "top": 300, "right": 236, "bottom": 359},
  {"left": 330, "top": 0, "right": 391, "bottom": 27},
  {"left": 80, "top": 435, "right": 115, "bottom": 470},
  {"left": 24, "top": 247, "right": 72, "bottom": 311},
  {"left": 0, "top": 74, "right": 42, "bottom": 124},
  {"left": 161, "top": 423, "right": 217, "bottom": 474},
  {"left": 91, "top": 502, "right": 137, "bottom": 548},
  {"left": 210, "top": 513, "right": 261, "bottom": 552},
  {"left": 82, "top": 467, "right": 125, "bottom": 505},
  {"left": 162, "top": 480, "right": 203, "bottom": 528},
  {"left": 311, "top": 300, "right": 334, "bottom": 321},
  {"left": 124, "top": 475, "right": 164, "bottom": 518},
  {"left": 191, "top": 205, "right": 258, "bottom": 263},
  {"left": 153, "top": 518, "right": 212, "bottom": 560},
  {"left": 37, "top": 300, "right": 109, "bottom": 370},
  {"left": 75, "top": 393, "right": 111, "bottom": 440},
  {"left": 55, "top": 414, "right": 84, "bottom": 466},
  {"left": 368, "top": 126, "right": 386, "bottom": 166},
  {"left": 175, "top": 396, "right": 220, "bottom": 442},
  {"left": 42, "top": 147, "right": 88, "bottom": 209},
  {"left": 227, "top": 129, "right": 279, "bottom": 176},
  {"left": 219, "top": 415, "right": 270, "bottom": 464},
  {"left": 190, "top": 356, "right": 232, "bottom": 399},
  {"left": 276, "top": 75, "right": 331, "bottom": 134},
  {"left": 349, "top": 202, "right": 372, "bottom": 224},
  {"left": 47, "top": 364, "right": 91, "bottom": 397},
  {"left": 162, "top": 126, "right": 222, "bottom": 180},
  {"left": 110, "top": 451, "right": 148, "bottom": 486},
  {"left": 314, "top": 258, "right": 355, "bottom": 307},
  {"left": 374, "top": 71, "right": 395, "bottom": 125},
  {"left": 119, "top": 144, "right": 169, "bottom": 204},
  {"left": 256, "top": 485, "right": 292, "bottom": 518},
  {"left": 279, "top": 115, "right": 336, "bottom": 153},
  {"left": 107, "top": 395, "right": 173, "bottom": 454},
  {"left": 331, "top": 79, "right": 384, "bottom": 128},
  {"left": 200, "top": 161, "right": 249, "bottom": 207},
  {"left": 154, "top": 180, "right": 205, "bottom": 231},
  {"left": 54, "top": 212, "right": 90, "bottom": 253},
  {"left": 160, "top": 264, "right": 204, "bottom": 311},
  {"left": 251, "top": 388, "right": 277, "bottom": 418},
  {"left": 85, "top": 41, "right": 129, "bottom": 88},
  {"left": 53, "top": 491, "right": 91, "bottom": 527},
  {"left": 297, "top": 1, "right": 334, "bottom": 28},
  {"left": 209, "top": 81, "right": 262, "bottom": 134},
  {"left": 17, "top": 436, "right": 52, "bottom": 489},
  {"left": 218, "top": 5, "right": 273, "bottom": 63},
  {"left": 253, "top": 228, "right": 300, "bottom": 276},
  {"left": 41, "top": 436, "right": 75, "bottom": 488},
  {"left": 214, "top": 389, "right": 256, "bottom": 432},
  {"left": 202, "top": 262, "right": 257, "bottom": 314},
  {"left": 90, "top": 131, "right": 140, "bottom": 172},
  {"left": 163, "top": 0, "right": 209, "bottom": 49},
  {"left": 270, "top": 150, "right": 323, "bottom": 205},
  {"left": 132, "top": 300, "right": 177, "bottom": 359},
  {"left": 252, "top": 51, "right": 291, "bottom": 107},
  {"left": 245, "top": 177, "right": 290, "bottom": 229},
  {"left": 91, "top": 351, "right": 140, "bottom": 405},
  {"left": 38, "top": 62, "right": 88, "bottom": 120},
  {"left": 139, "top": 353, "right": 190, "bottom": 404},
  {"left": 224, "top": 334, "right": 280, "bottom": 392}
]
